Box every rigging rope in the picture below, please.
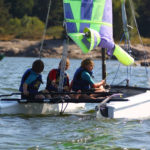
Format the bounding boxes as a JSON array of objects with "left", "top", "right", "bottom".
[
  {"left": 121, "top": 0, "right": 132, "bottom": 86},
  {"left": 39, "top": 0, "right": 52, "bottom": 59},
  {"left": 110, "top": 34, "right": 124, "bottom": 85},
  {"left": 111, "top": 0, "right": 149, "bottom": 86},
  {"left": 129, "top": 0, "right": 149, "bottom": 80}
]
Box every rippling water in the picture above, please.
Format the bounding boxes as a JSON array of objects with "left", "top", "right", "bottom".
[{"left": 0, "top": 57, "right": 150, "bottom": 150}]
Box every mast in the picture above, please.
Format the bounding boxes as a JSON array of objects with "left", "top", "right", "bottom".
[{"left": 102, "top": 48, "right": 106, "bottom": 80}]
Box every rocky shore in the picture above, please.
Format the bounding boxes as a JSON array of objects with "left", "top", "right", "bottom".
[{"left": 0, "top": 39, "right": 150, "bottom": 62}]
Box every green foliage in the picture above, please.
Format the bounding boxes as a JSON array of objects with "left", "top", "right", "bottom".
[
  {"left": 32, "top": 0, "right": 63, "bottom": 26},
  {"left": 0, "top": 0, "right": 10, "bottom": 26},
  {"left": 113, "top": 0, "right": 123, "bottom": 40},
  {"left": 113, "top": 0, "right": 134, "bottom": 40},
  {"left": 136, "top": 0, "right": 150, "bottom": 37},
  {"left": 48, "top": 0, "right": 64, "bottom": 26},
  {"left": 0, "top": 27, "right": 5, "bottom": 34},
  {"left": 8, "top": 18, "right": 21, "bottom": 34},
  {"left": 15, "top": 16, "right": 44, "bottom": 39},
  {"left": 47, "top": 26, "right": 65, "bottom": 39},
  {"left": 4, "top": 0, "right": 34, "bottom": 18},
  {"left": 3, "top": 16, "right": 44, "bottom": 39},
  {"left": 0, "top": 0, "right": 150, "bottom": 40}
]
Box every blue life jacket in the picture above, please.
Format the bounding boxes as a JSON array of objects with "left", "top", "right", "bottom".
[
  {"left": 46, "top": 69, "right": 69, "bottom": 92},
  {"left": 19, "top": 68, "right": 42, "bottom": 93},
  {"left": 72, "top": 67, "right": 93, "bottom": 91}
]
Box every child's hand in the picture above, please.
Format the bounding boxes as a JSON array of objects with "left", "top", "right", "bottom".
[
  {"left": 23, "top": 90, "right": 29, "bottom": 96},
  {"left": 51, "top": 80, "right": 57, "bottom": 88},
  {"left": 64, "top": 86, "right": 69, "bottom": 91},
  {"left": 101, "top": 80, "right": 105, "bottom": 85}
]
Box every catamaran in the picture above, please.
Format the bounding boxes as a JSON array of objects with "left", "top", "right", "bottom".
[{"left": 1, "top": 0, "right": 150, "bottom": 119}]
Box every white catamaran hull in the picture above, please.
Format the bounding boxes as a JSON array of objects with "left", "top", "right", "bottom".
[
  {"left": 97, "top": 90, "right": 150, "bottom": 119},
  {"left": 0, "top": 101, "right": 85, "bottom": 115}
]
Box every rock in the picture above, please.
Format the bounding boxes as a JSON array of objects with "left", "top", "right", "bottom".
[
  {"left": 0, "top": 39, "right": 150, "bottom": 60},
  {"left": 140, "top": 62, "right": 150, "bottom": 66}
]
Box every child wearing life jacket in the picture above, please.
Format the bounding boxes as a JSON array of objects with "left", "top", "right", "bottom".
[
  {"left": 46, "top": 58, "right": 70, "bottom": 93},
  {"left": 19, "top": 59, "right": 45, "bottom": 100},
  {"left": 71, "top": 58, "right": 106, "bottom": 99}
]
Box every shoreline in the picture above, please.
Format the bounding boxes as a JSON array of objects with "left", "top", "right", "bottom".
[{"left": 0, "top": 39, "right": 150, "bottom": 62}]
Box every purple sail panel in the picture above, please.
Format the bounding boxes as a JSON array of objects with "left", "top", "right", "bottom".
[
  {"left": 100, "top": 0, "right": 113, "bottom": 41},
  {"left": 64, "top": 3, "right": 77, "bottom": 33},
  {"left": 81, "top": 0, "right": 93, "bottom": 20},
  {"left": 80, "top": 0, "right": 93, "bottom": 32},
  {"left": 102, "top": 0, "right": 112, "bottom": 24},
  {"left": 99, "top": 0, "right": 114, "bottom": 55},
  {"left": 64, "top": 3, "right": 74, "bottom": 19},
  {"left": 80, "top": 23, "right": 90, "bottom": 32},
  {"left": 99, "top": 25, "right": 115, "bottom": 56},
  {"left": 66, "top": 22, "right": 77, "bottom": 33}
]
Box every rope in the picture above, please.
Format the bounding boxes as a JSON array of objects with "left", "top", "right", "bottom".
[
  {"left": 110, "top": 34, "right": 124, "bottom": 85},
  {"left": 129, "top": 0, "right": 149, "bottom": 80},
  {"left": 110, "top": 34, "right": 131, "bottom": 86},
  {"left": 39, "top": 0, "right": 52, "bottom": 59}
]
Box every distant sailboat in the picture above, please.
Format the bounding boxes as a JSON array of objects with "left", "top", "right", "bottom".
[{"left": 0, "top": 53, "right": 4, "bottom": 61}]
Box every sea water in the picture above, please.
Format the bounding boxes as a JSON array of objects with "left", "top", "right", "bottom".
[{"left": 0, "top": 57, "right": 150, "bottom": 150}]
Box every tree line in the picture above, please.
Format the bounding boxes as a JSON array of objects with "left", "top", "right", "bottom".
[{"left": 0, "top": 0, "right": 149, "bottom": 40}]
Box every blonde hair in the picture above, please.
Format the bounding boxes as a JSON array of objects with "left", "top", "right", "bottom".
[
  {"left": 66, "top": 58, "right": 70, "bottom": 66},
  {"left": 81, "top": 58, "right": 94, "bottom": 69},
  {"left": 59, "top": 58, "right": 70, "bottom": 68}
]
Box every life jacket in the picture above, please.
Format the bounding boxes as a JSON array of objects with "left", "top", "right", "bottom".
[
  {"left": 46, "top": 69, "right": 69, "bottom": 91},
  {"left": 72, "top": 67, "right": 93, "bottom": 91},
  {"left": 19, "top": 68, "right": 42, "bottom": 93}
]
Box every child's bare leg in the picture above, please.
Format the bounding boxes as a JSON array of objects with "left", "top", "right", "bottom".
[
  {"left": 42, "top": 89, "right": 51, "bottom": 99},
  {"left": 35, "top": 94, "right": 45, "bottom": 99},
  {"left": 90, "top": 86, "right": 106, "bottom": 98},
  {"left": 73, "top": 90, "right": 81, "bottom": 99},
  {"left": 38, "top": 89, "right": 51, "bottom": 99}
]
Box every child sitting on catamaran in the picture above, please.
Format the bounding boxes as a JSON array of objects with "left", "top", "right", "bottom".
[
  {"left": 71, "top": 58, "right": 106, "bottom": 99},
  {"left": 46, "top": 58, "right": 70, "bottom": 93},
  {"left": 19, "top": 59, "right": 46, "bottom": 100}
]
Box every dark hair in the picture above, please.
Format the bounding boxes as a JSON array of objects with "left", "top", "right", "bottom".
[
  {"left": 81, "top": 58, "right": 94, "bottom": 69},
  {"left": 32, "top": 59, "right": 44, "bottom": 73}
]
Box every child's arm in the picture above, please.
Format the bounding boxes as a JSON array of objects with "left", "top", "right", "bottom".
[
  {"left": 92, "top": 80, "right": 105, "bottom": 88},
  {"left": 69, "top": 80, "right": 73, "bottom": 91},
  {"left": 64, "top": 74, "right": 70, "bottom": 91},
  {"left": 23, "top": 83, "right": 29, "bottom": 95}
]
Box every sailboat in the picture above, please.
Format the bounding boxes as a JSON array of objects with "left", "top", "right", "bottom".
[
  {"left": 0, "top": 0, "right": 150, "bottom": 119},
  {"left": 0, "top": 53, "right": 4, "bottom": 61}
]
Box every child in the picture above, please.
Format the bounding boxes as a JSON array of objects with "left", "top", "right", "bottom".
[
  {"left": 46, "top": 58, "right": 70, "bottom": 93},
  {"left": 19, "top": 59, "right": 45, "bottom": 100},
  {"left": 71, "top": 58, "right": 106, "bottom": 99}
]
